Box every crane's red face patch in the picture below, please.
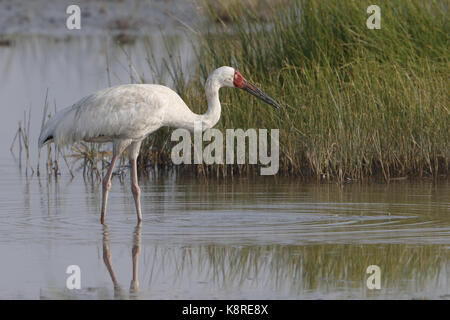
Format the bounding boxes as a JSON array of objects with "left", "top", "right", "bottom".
[{"left": 233, "top": 70, "right": 245, "bottom": 88}]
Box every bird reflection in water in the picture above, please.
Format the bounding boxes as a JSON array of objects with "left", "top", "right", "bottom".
[{"left": 102, "top": 223, "right": 141, "bottom": 298}]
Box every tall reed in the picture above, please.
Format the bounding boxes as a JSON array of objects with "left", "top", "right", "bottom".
[{"left": 140, "top": 0, "right": 449, "bottom": 181}]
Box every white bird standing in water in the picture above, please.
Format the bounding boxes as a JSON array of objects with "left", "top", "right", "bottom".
[{"left": 39, "top": 66, "right": 281, "bottom": 224}]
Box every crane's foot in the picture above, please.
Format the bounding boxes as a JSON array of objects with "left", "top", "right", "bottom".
[{"left": 130, "top": 280, "right": 140, "bottom": 293}]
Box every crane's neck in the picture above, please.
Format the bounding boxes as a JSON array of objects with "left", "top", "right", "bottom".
[
  {"left": 201, "top": 78, "right": 222, "bottom": 129},
  {"left": 179, "top": 77, "right": 222, "bottom": 132}
]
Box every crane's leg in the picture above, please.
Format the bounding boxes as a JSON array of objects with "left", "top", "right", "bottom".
[
  {"left": 101, "top": 154, "right": 120, "bottom": 224},
  {"left": 130, "top": 158, "right": 142, "bottom": 222},
  {"left": 128, "top": 141, "right": 143, "bottom": 222}
]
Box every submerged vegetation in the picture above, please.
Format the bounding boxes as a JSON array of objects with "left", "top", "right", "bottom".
[{"left": 140, "top": 0, "right": 449, "bottom": 182}]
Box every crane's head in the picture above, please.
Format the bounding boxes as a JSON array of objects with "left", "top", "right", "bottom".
[{"left": 214, "top": 66, "right": 281, "bottom": 109}]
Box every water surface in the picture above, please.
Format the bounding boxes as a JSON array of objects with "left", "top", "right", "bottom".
[{"left": 1, "top": 158, "right": 449, "bottom": 299}]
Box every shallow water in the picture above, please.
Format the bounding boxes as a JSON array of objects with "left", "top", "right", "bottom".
[
  {"left": 0, "top": 155, "right": 449, "bottom": 299},
  {"left": 1, "top": 1, "right": 450, "bottom": 300}
]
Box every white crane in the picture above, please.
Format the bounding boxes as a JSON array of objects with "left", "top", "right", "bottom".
[{"left": 38, "top": 66, "right": 281, "bottom": 224}]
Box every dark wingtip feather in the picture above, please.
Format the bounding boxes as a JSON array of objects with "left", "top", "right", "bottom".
[{"left": 38, "top": 135, "right": 53, "bottom": 148}]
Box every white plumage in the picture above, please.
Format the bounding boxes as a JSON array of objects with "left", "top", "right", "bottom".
[
  {"left": 40, "top": 84, "right": 189, "bottom": 148},
  {"left": 38, "top": 66, "right": 280, "bottom": 224}
]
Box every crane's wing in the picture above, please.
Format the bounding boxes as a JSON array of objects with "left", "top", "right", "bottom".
[{"left": 38, "top": 84, "right": 185, "bottom": 148}]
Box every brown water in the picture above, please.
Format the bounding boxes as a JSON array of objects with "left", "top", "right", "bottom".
[{"left": 1, "top": 1, "right": 450, "bottom": 300}]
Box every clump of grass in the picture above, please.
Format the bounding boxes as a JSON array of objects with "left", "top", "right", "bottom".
[
  {"left": 69, "top": 142, "right": 103, "bottom": 180},
  {"left": 140, "top": 0, "right": 449, "bottom": 181},
  {"left": 68, "top": 142, "right": 133, "bottom": 182}
]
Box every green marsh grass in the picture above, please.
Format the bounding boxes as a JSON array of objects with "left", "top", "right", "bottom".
[{"left": 139, "top": 0, "right": 449, "bottom": 182}]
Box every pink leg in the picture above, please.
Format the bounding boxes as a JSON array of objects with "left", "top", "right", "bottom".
[
  {"left": 101, "top": 154, "right": 120, "bottom": 224},
  {"left": 130, "top": 158, "right": 142, "bottom": 222}
]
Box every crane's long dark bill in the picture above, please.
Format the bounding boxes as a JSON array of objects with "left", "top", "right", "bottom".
[{"left": 243, "top": 81, "right": 281, "bottom": 109}]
